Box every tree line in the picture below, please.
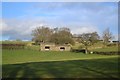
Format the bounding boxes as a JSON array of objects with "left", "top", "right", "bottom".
[
  {"left": 32, "top": 26, "right": 113, "bottom": 53},
  {"left": 32, "top": 27, "right": 74, "bottom": 45}
]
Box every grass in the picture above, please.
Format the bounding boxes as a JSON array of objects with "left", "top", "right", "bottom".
[
  {"left": 2, "top": 49, "right": 119, "bottom": 78},
  {"left": 25, "top": 45, "right": 40, "bottom": 51},
  {"left": 2, "top": 49, "right": 118, "bottom": 64},
  {"left": 92, "top": 46, "right": 118, "bottom": 52}
]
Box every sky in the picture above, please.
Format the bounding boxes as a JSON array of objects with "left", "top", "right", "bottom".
[
  {"left": 1, "top": 2, "right": 118, "bottom": 41},
  {"left": 1, "top": 0, "right": 119, "bottom": 2}
]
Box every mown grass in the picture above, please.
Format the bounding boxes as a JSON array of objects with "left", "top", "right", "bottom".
[
  {"left": 2, "top": 58, "right": 119, "bottom": 78},
  {"left": 2, "top": 49, "right": 119, "bottom": 78},
  {"left": 2, "top": 49, "right": 118, "bottom": 64},
  {"left": 25, "top": 45, "right": 40, "bottom": 51}
]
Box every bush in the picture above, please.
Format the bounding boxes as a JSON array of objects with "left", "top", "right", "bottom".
[
  {"left": 71, "top": 48, "right": 86, "bottom": 53},
  {"left": 93, "top": 51, "right": 119, "bottom": 55},
  {"left": 1, "top": 44, "right": 25, "bottom": 50}
]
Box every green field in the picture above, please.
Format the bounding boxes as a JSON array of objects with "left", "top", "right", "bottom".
[
  {"left": 92, "top": 46, "right": 118, "bottom": 52},
  {"left": 2, "top": 49, "right": 119, "bottom": 78}
]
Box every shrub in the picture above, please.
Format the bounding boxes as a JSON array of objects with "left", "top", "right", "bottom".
[
  {"left": 1, "top": 44, "right": 25, "bottom": 50},
  {"left": 71, "top": 48, "right": 86, "bottom": 53},
  {"left": 93, "top": 51, "right": 119, "bottom": 55}
]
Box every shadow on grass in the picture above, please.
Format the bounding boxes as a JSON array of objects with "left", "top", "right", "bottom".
[{"left": 2, "top": 58, "right": 119, "bottom": 78}]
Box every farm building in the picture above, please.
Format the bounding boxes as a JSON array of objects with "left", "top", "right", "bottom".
[{"left": 40, "top": 43, "right": 71, "bottom": 51}]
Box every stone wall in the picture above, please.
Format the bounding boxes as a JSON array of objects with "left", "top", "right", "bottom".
[{"left": 40, "top": 43, "right": 71, "bottom": 51}]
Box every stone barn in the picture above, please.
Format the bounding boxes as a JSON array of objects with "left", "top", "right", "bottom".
[{"left": 40, "top": 43, "right": 71, "bottom": 51}]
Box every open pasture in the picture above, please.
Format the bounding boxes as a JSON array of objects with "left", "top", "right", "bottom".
[{"left": 2, "top": 49, "right": 119, "bottom": 78}]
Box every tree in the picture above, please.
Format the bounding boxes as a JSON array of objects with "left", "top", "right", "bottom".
[
  {"left": 32, "top": 26, "right": 74, "bottom": 45},
  {"left": 50, "top": 27, "right": 74, "bottom": 45},
  {"left": 89, "top": 32, "right": 100, "bottom": 45},
  {"left": 102, "top": 28, "right": 113, "bottom": 46},
  {"left": 32, "top": 26, "right": 53, "bottom": 45},
  {"left": 78, "top": 32, "right": 99, "bottom": 54}
]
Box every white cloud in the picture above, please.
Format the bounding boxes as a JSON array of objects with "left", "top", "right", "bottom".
[
  {"left": 2, "top": 2, "right": 117, "bottom": 40},
  {"left": 2, "top": 18, "right": 99, "bottom": 40},
  {"left": 0, "top": 19, "right": 11, "bottom": 35},
  {"left": 71, "top": 26, "right": 98, "bottom": 34},
  {"left": 2, "top": 19, "right": 48, "bottom": 40}
]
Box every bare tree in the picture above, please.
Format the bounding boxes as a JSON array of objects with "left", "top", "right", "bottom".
[
  {"left": 79, "top": 32, "right": 99, "bottom": 54},
  {"left": 102, "top": 28, "right": 113, "bottom": 46}
]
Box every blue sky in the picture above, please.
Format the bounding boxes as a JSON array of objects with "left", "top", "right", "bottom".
[{"left": 1, "top": 2, "right": 118, "bottom": 40}]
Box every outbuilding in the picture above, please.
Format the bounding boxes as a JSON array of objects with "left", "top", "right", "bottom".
[{"left": 40, "top": 43, "right": 71, "bottom": 51}]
